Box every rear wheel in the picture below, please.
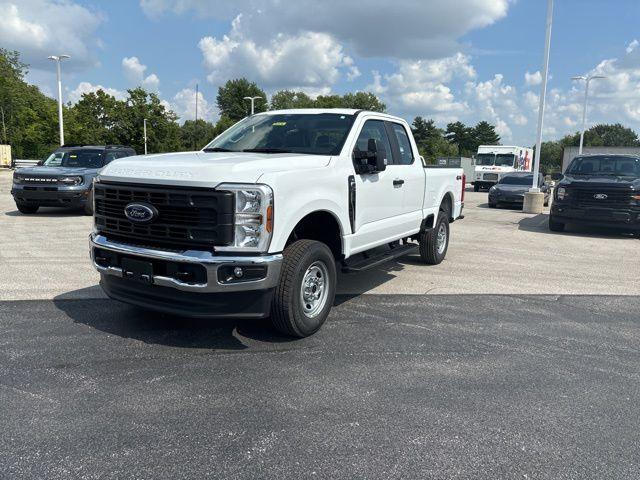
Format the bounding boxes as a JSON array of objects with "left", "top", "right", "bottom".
[
  {"left": 419, "top": 211, "right": 450, "bottom": 265},
  {"left": 549, "top": 216, "right": 565, "bottom": 232},
  {"left": 271, "top": 240, "right": 336, "bottom": 338},
  {"left": 473, "top": 184, "right": 480, "bottom": 192},
  {"left": 16, "top": 203, "right": 39, "bottom": 214}
]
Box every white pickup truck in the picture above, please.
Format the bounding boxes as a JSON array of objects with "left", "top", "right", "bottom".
[{"left": 90, "top": 109, "right": 464, "bottom": 337}]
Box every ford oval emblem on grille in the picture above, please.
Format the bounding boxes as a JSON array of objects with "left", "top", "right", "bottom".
[
  {"left": 124, "top": 202, "right": 157, "bottom": 223},
  {"left": 593, "top": 193, "right": 608, "bottom": 200}
]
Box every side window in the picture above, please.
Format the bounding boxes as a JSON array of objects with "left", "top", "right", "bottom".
[
  {"left": 391, "top": 123, "right": 414, "bottom": 165},
  {"left": 354, "top": 120, "right": 393, "bottom": 166}
]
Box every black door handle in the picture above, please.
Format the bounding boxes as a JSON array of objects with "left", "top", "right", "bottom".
[{"left": 393, "top": 179, "right": 405, "bottom": 186}]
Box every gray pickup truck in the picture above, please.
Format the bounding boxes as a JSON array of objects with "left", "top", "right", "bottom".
[{"left": 11, "top": 145, "right": 136, "bottom": 215}]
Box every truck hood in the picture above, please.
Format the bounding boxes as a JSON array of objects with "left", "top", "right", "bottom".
[
  {"left": 561, "top": 174, "right": 640, "bottom": 187},
  {"left": 98, "top": 151, "right": 332, "bottom": 187},
  {"left": 15, "top": 166, "right": 100, "bottom": 176}
]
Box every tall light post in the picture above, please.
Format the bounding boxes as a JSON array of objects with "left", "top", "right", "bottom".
[
  {"left": 572, "top": 74, "right": 606, "bottom": 154},
  {"left": 524, "top": 0, "right": 553, "bottom": 214},
  {"left": 143, "top": 118, "right": 148, "bottom": 155},
  {"left": 243, "top": 96, "right": 263, "bottom": 115},
  {"left": 48, "top": 55, "right": 70, "bottom": 146}
]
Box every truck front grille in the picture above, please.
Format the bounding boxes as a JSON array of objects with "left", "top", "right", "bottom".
[
  {"left": 575, "top": 188, "right": 635, "bottom": 208},
  {"left": 94, "top": 182, "right": 235, "bottom": 250}
]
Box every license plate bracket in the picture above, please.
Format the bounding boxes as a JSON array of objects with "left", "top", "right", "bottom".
[{"left": 121, "top": 257, "right": 154, "bottom": 284}]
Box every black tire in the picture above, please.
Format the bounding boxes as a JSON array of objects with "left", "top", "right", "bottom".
[
  {"left": 543, "top": 198, "right": 549, "bottom": 207},
  {"left": 473, "top": 184, "right": 480, "bottom": 192},
  {"left": 271, "top": 240, "right": 336, "bottom": 338},
  {"left": 83, "top": 188, "right": 94, "bottom": 215},
  {"left": 549, "top": 216, "right": 565, "bottom": 232},
  {"left": 419, "top": 211, "right": 450, "bottom": 265},
  {"left": 16, "top": 203, "right": 39, "bottom": 214},
  {"left": 489, "top": 202, "right": 497, "bottom": 208}
]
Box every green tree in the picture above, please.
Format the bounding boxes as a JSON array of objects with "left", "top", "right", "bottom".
[
  {"left": 445, "top": 121, "right": 476, "bottom": 156},
  {"left": 561, "top": 123, "right": 640, "bottom": 148},
  {"left": 180, "top": 119, "right": 219, "bottom": 150},
  {"left": 340, "top": 92, "right": 386, "bottom": 112},
  {"left": 270, "top": 90, "right": 314, "bottom": 110},
  {"left": 216, "top": 78, "right": 267, "bottom": 121},
  {"left": 65, "top": 90, "right": 120, "bottom": 146},
  {"left": 112, "top": 88, "right": 181, "bottom": 154},
  {"left": 412, "top": 117, "right": 457, "bottom": 164},
  {"left": 473, "top": 121, "right": 500, "bottom": 146},
  {"left": 535, "top": 140, "right": 563, "bottom": 173},
  {"left": 0, "top": 48, "right": 58, "bottom": 159}
]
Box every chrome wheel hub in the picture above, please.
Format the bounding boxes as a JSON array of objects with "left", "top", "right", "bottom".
[
  {"left": 300, "top": 261, "right": 329, "bottom": 318},
  {"left": 436, "top": 223, "right": 447, "bottom": 255}
]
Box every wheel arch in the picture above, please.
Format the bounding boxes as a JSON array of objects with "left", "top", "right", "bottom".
[{"left": 281, "top": 209, "right": 344, "bottom": 260}]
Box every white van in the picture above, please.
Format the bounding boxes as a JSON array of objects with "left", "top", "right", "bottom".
[{"left": 473, "top": 145, "right": 533, "bottom": 191}]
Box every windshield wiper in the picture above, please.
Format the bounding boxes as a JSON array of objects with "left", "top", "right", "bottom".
[
  {"left": 202, "top": 147, "right": 235, "bottom": 152},
  {"left": 242, "top": 148, "right": 296, "bottom": 154}
]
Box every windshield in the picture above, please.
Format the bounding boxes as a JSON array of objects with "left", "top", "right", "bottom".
[
  {"left": 476, "top": 153, "right": 495, "bottom": 166},
  {"left": 204, "top": 113, "right": 356, "bottom": 155},
  {"left": 566, "top": 155, "right": 640, "bottom": 177},
  {"left": 499, "top": 175, "right": 533, "bottom": 185},
  {"left": 43, "top": 149, "right": 104, "bottom": 168},
  {"left": 495, "top": 154, "right": 515, "bottom": 167}
]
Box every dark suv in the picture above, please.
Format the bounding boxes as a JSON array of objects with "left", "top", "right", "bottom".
[
  {"left": 549, "top": 154, "right": 640, "bottom": 232},
  {"left": 11, "top": 145, "right": 136, "bottom": 215}
]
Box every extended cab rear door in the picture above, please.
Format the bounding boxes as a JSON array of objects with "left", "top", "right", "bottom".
[{"left": 348, "top": 117, "right": 424, "bottom": 253}]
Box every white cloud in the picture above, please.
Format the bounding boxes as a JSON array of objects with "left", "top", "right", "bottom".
[
  {"left": 365, "top": 53, "right": 475, "bottom": 122},
  {"left": 142, "top": 0, "right": 510, "bottom": 59},
  {"left": 199, "top": 16, "right": 356, "bottom": 94},
  {"left": 169, "top": 88, "right": 217, "bottom": 123},
  {"left": 67, "top": 82, "right": 126, "bottom": 104},
  {"left": 122, "top": 56, "right": 160, "bottom": 92},
  {"left": 524, "top": 70, "right": 542, "bottom": 86},
  {"left": 626, "top": 39, "right": 638, "bottom": 54},
  {"left": 0, "top": 0, "right": 102, "bottom": 70}
]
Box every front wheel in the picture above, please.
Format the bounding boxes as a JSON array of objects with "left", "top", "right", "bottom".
[
  {"left": 16, "top": 203, "right": 39, "bottom": 214},
  {"left": 271, "top": 240, "right": 336, "bottom": 338},
  {"left": 549, "top": 216, "right": 565, "bottom": 232},
  {"left": 419, "top": 211, "right": 450, "bottom": 265}
]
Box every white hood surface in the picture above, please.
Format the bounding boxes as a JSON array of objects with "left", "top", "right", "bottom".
[{"left": 99, "top": 151, "right": 332, "bottom": 187}]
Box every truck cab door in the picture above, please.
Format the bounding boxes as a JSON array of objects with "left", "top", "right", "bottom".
[{"left": 349, "top": 119, "right": 406, "bottom": 253}]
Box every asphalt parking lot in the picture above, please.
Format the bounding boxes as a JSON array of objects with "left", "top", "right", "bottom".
[{"left": 1, "top": 169, "right": 639, "bottom": 479}]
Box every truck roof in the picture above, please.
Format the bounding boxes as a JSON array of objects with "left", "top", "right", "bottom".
[{"left": 256, "top": 108, "right": 406, "bottom": 123}]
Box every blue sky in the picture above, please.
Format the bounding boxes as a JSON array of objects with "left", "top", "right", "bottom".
[{"left": 4, "top": 0, "right": 640, "bottom": 146}]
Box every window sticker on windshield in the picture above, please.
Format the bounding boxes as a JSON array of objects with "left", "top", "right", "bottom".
[{"left": 272, "top": 122, "right": 287, "bottom": 126}]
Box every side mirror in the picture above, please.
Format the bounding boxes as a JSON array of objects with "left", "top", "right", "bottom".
[
  {"left": 353, "top": 139, "right": 388, "bottom": 174},
  {"left": 551, "top": 172, "right": 564, "bottom": 181},
  {"left": 37, "top": 160, "right": 44, "bottom": 166}
]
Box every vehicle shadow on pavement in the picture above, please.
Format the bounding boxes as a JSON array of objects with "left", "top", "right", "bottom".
[
  {"left": 53, "top": 289, "right": 300, "bottom": 350},
  {"left": 5, "top": 208, "right": 85, "bottom": 217},
  {"left": 518, "top": 213, "right": 638, "bottom": 239}
]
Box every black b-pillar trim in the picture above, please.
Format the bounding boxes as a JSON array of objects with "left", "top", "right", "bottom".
[{"left": 348, "top": 175, "right": 356, "bottom": 233}]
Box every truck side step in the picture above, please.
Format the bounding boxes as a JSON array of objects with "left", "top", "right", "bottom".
[{"left": 341, "top": 243, "right": 418, "bottom": 273}]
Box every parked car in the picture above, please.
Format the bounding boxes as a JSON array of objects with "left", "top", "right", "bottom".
[
  {"left": 488, "top": 172, "right": 549, "bottom": 208},
  {"left": 89, "top": 109, "right": 465, "bottom": 337},
  {"left": 11, "top": 145, "right": 136, "bottom": 215},
  {"left": 549, "top": 154, "right": 640, "bottom": 232}
]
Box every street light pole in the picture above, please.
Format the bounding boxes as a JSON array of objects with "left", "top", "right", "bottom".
[
  {"left": 48, "top": 55, "right": 70, "bottom": 146},
  {"left": 143, "top": 118, "right": 148, "bottom": 155},
  {"left": 572, "top": 74, "right": 606, "bottom": 154},
  {"left": 530, "top": 0, "right": 553, "bottom": 194},
  {"left": 243, "top": 96, "right": 264, "bottom": 115}
]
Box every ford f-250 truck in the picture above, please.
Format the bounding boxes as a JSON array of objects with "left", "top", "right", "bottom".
[{"left": 89, "top": 109, "right": 464, "bottom": 337}]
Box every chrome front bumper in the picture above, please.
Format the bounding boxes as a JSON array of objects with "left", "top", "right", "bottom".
[{"left": 90, "top": 233, "right": 283, "bottom": 293}]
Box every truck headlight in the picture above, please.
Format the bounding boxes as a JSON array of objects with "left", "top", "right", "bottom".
[
  {"left": 217, "top": 184, "right": 273, "bottom": 252},
  {"left": 557, "top": 187, "right": 567, "bottom": 200},
  {"left": 60, "top": 176, "right": 83, "bottom": 185}
]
